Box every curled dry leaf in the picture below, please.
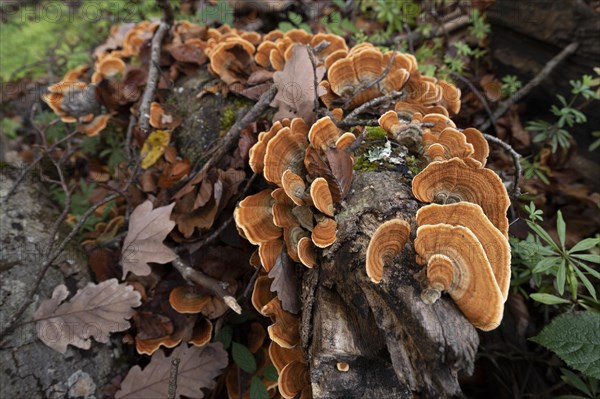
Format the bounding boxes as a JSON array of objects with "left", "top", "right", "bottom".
[
  {"left": 33, "top": 279, "right": 141, "bottom": 353},
  {"left": 115, "top": 343, "right": 228, "bottom": 399},
  {"left": 121, "top": 200, "right": 177, "bottom": 278},
  {"left": 271, "top": 44, "right": 325, "bottom": 123},
  {"left": 268, "top": 251, "right": 301, "bottom": 314}
]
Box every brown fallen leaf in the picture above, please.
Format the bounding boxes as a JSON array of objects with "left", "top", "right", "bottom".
[
  {"left": 33, "top": 279, "right": 141, "bottom": 353},
  {"left": 115, "top": 343, "right": 228, "bottom": 399},
  {"left": 268, "top": 251, "right": 301, "bottom": 314},
  {"left": 121, "top": 200, "right": 177, "bottom": 277},
  {"left": 271, "top": 44, "right": 325, "bottom": 123}
]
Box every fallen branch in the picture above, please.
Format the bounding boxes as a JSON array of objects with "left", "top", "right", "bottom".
[
  {"left": 309, "top": 41, "right": 330, "bottom": 121},
  {"left": 171, "top": 257, "right": 242, "bottom": 314},
  {"left": 187, "top": 85, "right": 277, "bottom": 180},
  {"left": 343, "top": 90, "right": 404, "bottom": 122},
  {"left": 480, "top": 42, "right": 580, "bottom": 132},
  {"left": 167, "top": 357, "right": 180, "bottom": 399},
  {"left": 483, "top": 133, "right": 522, "bottom": 199},
  {"left": 451, "top": 72, "right": 496, "bottom": 134},
  {"left": 137, "top": 21, "right": 171, "bottom": 134}
]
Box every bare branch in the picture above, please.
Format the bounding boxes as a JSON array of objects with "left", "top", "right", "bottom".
[
  {"left": 480, "top": 42, "right": 579, "bottom": 132},
  {"left": 171, "top": 257, "right": 242, "bottom": 314},
  {"left": 483, "top": 133, "right": 522, "bottom": 199}
]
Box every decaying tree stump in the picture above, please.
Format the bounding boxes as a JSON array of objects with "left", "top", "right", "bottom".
[{"left": 302, "top": 171, "right": 479, "bottom": 398}]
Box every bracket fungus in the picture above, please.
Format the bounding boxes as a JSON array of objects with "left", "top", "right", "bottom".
[
  {"left": 416, "top": 203, "right": 511, "bottom": 300},
  {"left": 366, "top": 219, "right": 411, "bottom": 283},
  {"left": 414, "top": 223, "right": 504, "bottom": 331},
  {"left": 422, "top": 127, "right": 475, "bottom": 162},
  {"left": 310, "top": 177, "right": 334, "bottom": 216},
  {"left": 262, "top": 298, "right": 301, "bottom": 348},
  {"left": 168, "top": 286, "right": 211, "bottom": 314},
  {"left": 412, "top": 157, "right": 510, "bottom": 237},
  {"left": 279, "top": 360, "right": 311, "bottom": 399},
  {"left": 234, "top": 189, "right": 282, "bottom": 245}
]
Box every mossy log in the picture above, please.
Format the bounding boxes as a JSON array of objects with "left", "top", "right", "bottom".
[{"left": 301, "top": 171, "right": 478, "bottom": 398}]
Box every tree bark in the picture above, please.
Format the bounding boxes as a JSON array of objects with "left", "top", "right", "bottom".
[
  {"left": 302, "top": 171, "right": 479, "bottom": 398},
  {"left": 166, "top": 64, "right": 480, "bottom": 398}
]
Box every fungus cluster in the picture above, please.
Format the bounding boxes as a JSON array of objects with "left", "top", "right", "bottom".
[
  {"left": 318, "top": 42, "right": 461, "bottom": 112},
  {"left": 40, "top": 17, "right": 514, "bottom": 395},
  {"left": 368, "top": 107, "right": 511, "bottom": 331}
]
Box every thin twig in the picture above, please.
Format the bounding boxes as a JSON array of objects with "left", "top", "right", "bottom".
[
  {"left": 343, "top": 46, "right": 399, "bottom": 110},
  {"left": 450, "top": 72, "right": 496, "bottom": 134},
  {"left": 404, "top": 23, "right": 414, "bottom": 54},
  {"left": 137, "top": 21, "right": 171, "bottom": 134},
  {"left": 188, "top": 85, "right": 277, "bottom": 180},
  {"left": 167, "top": 358, "right": 180, "bottom": 399},
  {"left": 0, "top": 193, "right": 120, "bottom": 345},
  {"left": 343, "top": 91, "right": 405, "bottom": 122},
  {"left": 480, "top": 42, "right": 580, "bottom": 132},
  {"left": 308, "top": 41, "right": 329, "bottom": 121},
  {"left": 156, "top": 0, "right": 175, "bottom": 25},
  {"left": 124, "top": 114, "right": 137, "bottom": 164},
  {"left": 336, "top": 118, "right": 380, "bottom": 129},
  {"left": 483, "top": 133, "right": 522, "bottom": 198},
  {"left": 1, "top": 131, "right": 78, "bottom": 206},
  {"left": 171, "top": 256, "right": 242, "bottom": 314}
]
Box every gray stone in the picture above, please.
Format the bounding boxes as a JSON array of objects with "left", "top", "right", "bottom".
[{"left": 0, "top": 166, "right": 123, "bottom": 398}]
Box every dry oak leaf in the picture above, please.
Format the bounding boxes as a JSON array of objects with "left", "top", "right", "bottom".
[
  {"left": 121, "top": 200, "right": 177, "bottom": 278},
  {"left": 268, "top": 251, "right": 301, "bottom": 314},
  {"left": 115, "top": 343, "right": 228, "bottom": 399},
  {"left": 33, "top": 278, "right": 141, "bottom": 353},
  {"left": 271, "top": 44, "right": 325, "bottom": 123}
]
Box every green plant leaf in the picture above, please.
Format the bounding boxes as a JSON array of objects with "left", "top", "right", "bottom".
[
  {"left": 533, "top": 256, "right": 561, "bottom": 274},
  {"left": 561, "top": 368, "right": 592, "bottom": 396},
  {"left": 250, "top": 376, "right": 269, "bottom": 399},
  {"left": 573, "top": 266, "right": 597, "bottom": 300},
  {"left": 262, "top": 364, "right": 279, "bottom": 381},
  {"left": 576, "top": 262, "right": 600, "bottom": 280},
  {"left": 232, "top": 342, "right": 257, "bottom": 374},
  {"left": 528, "top": 221, "right": 560, "bottom": 251},
  {"left": 214, "top": 325, "right": 233, "bottom": 349},
  {"left": 557, "top": 259, "right": 567, "bottom": 295},
  {"left": 572, "top": 254, "right": 600, "bottom": 264},
  {"left": 530, "top": 293, "right": 570, "bottom": 305},
  {"left": 530, "top": 312, "right": 600, "bottom": 378},
  {"left": 570, "top": 238, "right": 600, "bottom": 253},
  {"left": 557, "top": 211, "right": 567, "bottom": 249}
]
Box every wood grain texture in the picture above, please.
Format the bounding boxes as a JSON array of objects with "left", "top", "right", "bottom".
[{"left": 301, "top": 171, "right": 478, "bottom": 398}]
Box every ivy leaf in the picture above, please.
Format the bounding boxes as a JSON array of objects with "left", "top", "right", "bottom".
[
  {"left": 232, "top": 342, "right": 257, "bottom": 374},
  {"left": 530, "top": 312, "right": 600, "bottom": 378},
  {"left": 250, "top": 376, "right": 269, "bottom": 399},
  {"left": 530, "top": 293, "right": 570, "bottom": 305}
]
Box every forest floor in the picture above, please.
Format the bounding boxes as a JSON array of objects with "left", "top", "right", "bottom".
[{"left": 0, "top": 1, "right": 599, "bottom": 398}]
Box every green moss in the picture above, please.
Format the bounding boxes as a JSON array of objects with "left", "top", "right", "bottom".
[
  {"left": 0, "top": 1, "right": 167, "bottom": 81},
  {"left": 353, "top": 155, "right": 379, "bottom": 172},
  {"left": 365, "top": 126, "right": 387, "bottom": 140},
  {"left": 220, "top": 106, "right": 237, "bottom": 133},
  {"left": 405, "top": 155, "right": 421, "bottom": 175}
]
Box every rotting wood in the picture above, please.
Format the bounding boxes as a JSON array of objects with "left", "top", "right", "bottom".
[{"left": 302, "top": 171, "right": 478, "bottom": 398}]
